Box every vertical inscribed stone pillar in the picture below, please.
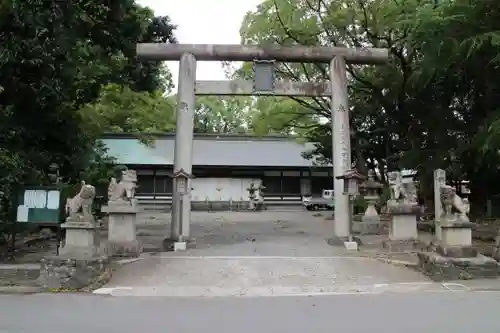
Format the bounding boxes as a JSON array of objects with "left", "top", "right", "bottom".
[
  {"left": 330, "top": 56, "right": 351, "bottom": 239},
  {"left": 171, "top": 53, "right": 197, "bottom": 240},
  {"left": 433, "top": 169, "right": 446, "bottom": 240}
]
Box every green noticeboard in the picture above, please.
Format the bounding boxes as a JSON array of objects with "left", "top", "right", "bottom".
[{"left": 16, "top": 186, "right": 63, "bottom": 224}]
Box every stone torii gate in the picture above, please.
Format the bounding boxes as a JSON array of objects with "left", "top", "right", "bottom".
[{"left": 136, "top": 43, "right": 389, "bottom": 247}]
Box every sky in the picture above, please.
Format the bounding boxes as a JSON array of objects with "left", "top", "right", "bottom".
[{"left": 137, "top": 0, "right": 264, "bottom": 92}]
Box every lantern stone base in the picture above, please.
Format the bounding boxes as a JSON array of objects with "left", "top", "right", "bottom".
[
  {"left": 163, "top": 237, "right": 196, "bottom": 252},
  {"left": 343, "top": 241, "right": 359, "bottom": 251},
  {"left": 352, "top": 215, "right": 385, "bottom": 235},
  {"left": 326, "top": 236, "right": 362, "bottom": 247},
  {"left": 173, "top": 241, "right": 187, "bottom": 252}
]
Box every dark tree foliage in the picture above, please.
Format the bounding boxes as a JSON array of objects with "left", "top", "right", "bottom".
[
  {"left": 0, "top": 0, "right": 176, "bottom": 223},
  {"left": 239, "top": 0, "right": 500, "bottom": 213}
]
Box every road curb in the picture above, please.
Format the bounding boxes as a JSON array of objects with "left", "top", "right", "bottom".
[
  {"left": 0, "top": 286, "right": 45, "bottom": 294},
  {"left": 375, "top": 257, "right": 417, "bottom": 267}
]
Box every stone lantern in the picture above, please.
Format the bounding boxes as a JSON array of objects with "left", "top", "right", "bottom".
[
  {"left": 173, "top": 169, "right": 193, "bottom": 197},
  {"left": 336, "top": 168, "right": 365, "bottom": 197},
  {"left": 358, "top": 170, "right": 384, "bottom": 234},
  {"left": 335, "top": 169, "right": 366, "bottom": 250}
]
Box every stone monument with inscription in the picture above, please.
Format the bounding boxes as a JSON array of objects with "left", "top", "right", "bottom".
[
  {"left": 382, "top": 171, "right": 424, "bottom": 252},
  {"left": 417, "top": 183, "right": 500, "bottom": 281},
  {"left": 101, "top": 169, "right": 141, "bottom": 257},
  {"left": 433, "top": 169, "right": 446, "bottom": 240},
  {"left": 38, "top": 181, "right": 110, "bottom": 290}
]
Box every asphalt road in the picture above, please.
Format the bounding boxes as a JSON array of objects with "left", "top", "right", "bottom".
[{"left": 1, "top": 292, "right": 499, "bottom": 333}]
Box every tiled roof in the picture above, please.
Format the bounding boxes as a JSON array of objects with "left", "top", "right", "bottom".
[{"left": 101, "top": 133, "right": 325, "bottom": 167}]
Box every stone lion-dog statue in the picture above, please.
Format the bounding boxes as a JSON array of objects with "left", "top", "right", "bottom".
[
  {"left": 65, "top": 181, "right": 96, "bottom": 222},
  {"left": 440, "top": 185, "right": 470, "bottom": 222},
  {"left": 387, "top": 171, "right": 406, "bottom": 201},
  {"left": 107, "top": 169, "right": 137, "bottom": 205}
]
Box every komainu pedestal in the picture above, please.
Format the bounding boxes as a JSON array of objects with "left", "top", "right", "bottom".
[
  {"left": 59, "top": 221, "right": 101, "bottom": 258},
  {"left": 383, "top": 201, "right": 425, "bottom": 252},
  {"left": 59, "top": 182, "right": 101, "bottom": 258},
  {"left": 417, "top": 185, "right": 500, "bottom": 281},
  {"left": 101, "top": 170, "right": 142, "bottom": 257},
  {"left": 38, "top": 181, "right": 110, "bottom": 290},
  {"left": 382, "top": 173, "right": 425, "bottom": 252}
]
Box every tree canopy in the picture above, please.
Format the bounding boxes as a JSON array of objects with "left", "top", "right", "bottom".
[
  {"left": 0, "top": 0, "right": 177, "bottom": 220},
  {"left": 236, "top": 0, "right": 500, "bottom": 211}
]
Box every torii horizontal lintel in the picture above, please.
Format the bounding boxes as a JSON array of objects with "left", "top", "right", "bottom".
[
  {"left": 195, "top": 80, "right": 332, "bottom": 97},
  {"left": 136, "top": 43, "right": 389, "bottom": 65}
]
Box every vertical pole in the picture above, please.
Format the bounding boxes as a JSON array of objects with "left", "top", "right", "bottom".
[
  {"left": 349, "top": 196, "right": 354, "bottom": 241},
  {"left": 178, "top": 192, "right": 184, "bottom": 241},
  {"left": 171, "top": 53, "right": 197, "bottom": 241},
  {"left": 433, "top": 169, "right": 446, "bottom": 241},
  {"left": 330, "top": 56, "right": 351, "bottom": 239}
]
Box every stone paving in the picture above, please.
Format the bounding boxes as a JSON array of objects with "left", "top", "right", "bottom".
[{"left": 96, "top": 210, "right": 434, "bottom": 296}]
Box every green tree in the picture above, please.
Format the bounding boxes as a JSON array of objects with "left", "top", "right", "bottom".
[
  {"left": 0, "top": 0, "right": 176, "bottom": 224},
  {"left": 79, "top": 84, "right": 176, "bottom": 138},
  {"left": 194, "top": 96, "right": 252, "bottom": 134},
  {"left": 403, "top": 0, "right": 500, "bottom": 209},
  {"left": 238, "top": 0, "right": 434, "bottom": 180},
  {"left": 238, "top": 0, "right": 500, "bottom": 213}
]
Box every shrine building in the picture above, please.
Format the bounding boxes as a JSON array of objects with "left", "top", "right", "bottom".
[{"left": 101, "top": 133, "right": 333, "bottom": 210}]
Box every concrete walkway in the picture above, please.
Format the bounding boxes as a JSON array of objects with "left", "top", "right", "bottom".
[{"left": 95, "top": 211, "right": 433, "bottom": 296}]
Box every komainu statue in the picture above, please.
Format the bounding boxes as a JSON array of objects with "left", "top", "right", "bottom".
[
  {"left": 440, "top": 185, "right": 470, "bottom": 222},
  {"left": 403, "top": 180, "right": 418, "bottom": 204},
  {"left": 107, "top": 169, "right": 137, "bottom": 206},
  {"left": 388, "top": 171, "right": 406, "bottom": 202},
  {"left": 65, "top": 181, "right": 96, "bottom": 222}
]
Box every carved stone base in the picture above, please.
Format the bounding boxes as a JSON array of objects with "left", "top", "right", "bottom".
[
  {"left": 37, "top": 256, "right": 111, "bottom": 290},
  {"left": 435, "top": 245, "right": 478, "bottom": 258},
  {"left": 386, "top": 201, "right": 421, "bottom": 215},
  {"left": 382, "top": 239, "right": 427, "bottom": 253},
  {"left": 417, "top": 252, "right": 500, "bottom": 282},
  {"left": 441, "top": 222, "right": 473, "bottom": 247},
  {"left": 389, "top": 213, "right": 418, "bottom": 240},
  {"left": 104, "top": 207, "right": 140, "bottom": 258},
  {"left": 59, "top": 221, "right": 101, "bottom": 259},
  {"left": 101, "top": 202, "right": 139, "bottom": 214},
  {"left": 106, "top": 240, "right": 142, "bottom": 258}
]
